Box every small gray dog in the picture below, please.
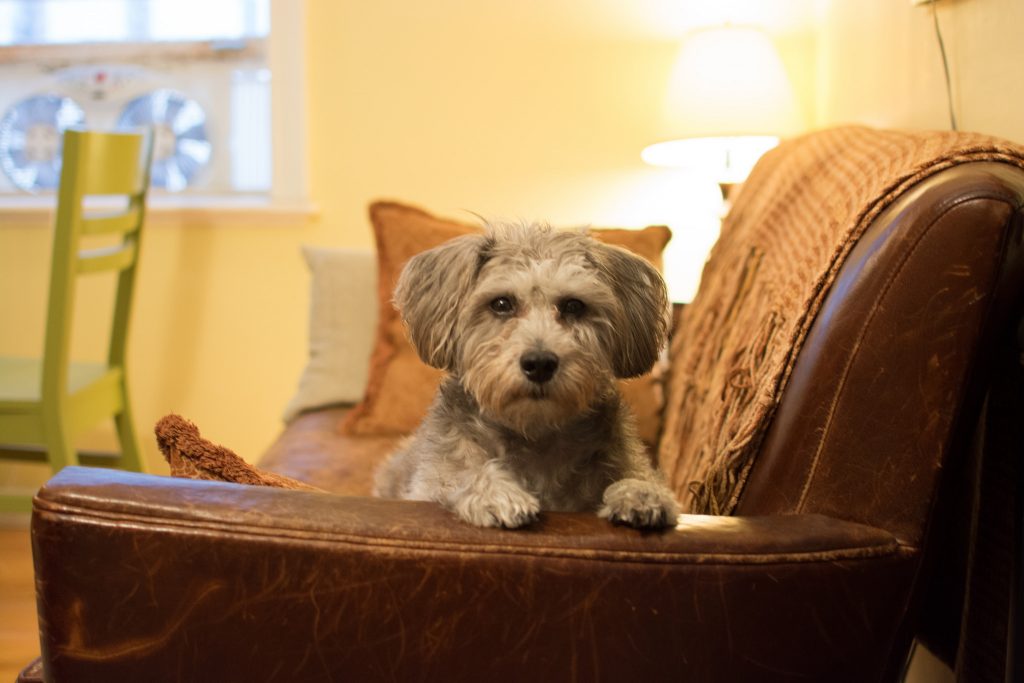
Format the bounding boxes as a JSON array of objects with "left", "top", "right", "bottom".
[{"left": 373, "top": 222, "right": 680, "bottom": 529}]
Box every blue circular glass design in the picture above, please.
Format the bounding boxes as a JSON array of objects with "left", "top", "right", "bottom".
[
  {"left": 117, "top": 89, "right": 212, "bottom": 191},
  {"left": 0, "top": 94, "right": 86, "bottom": 192}
]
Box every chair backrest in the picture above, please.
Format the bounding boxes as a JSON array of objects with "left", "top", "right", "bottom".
[
  {"left": 739, "top": 160, "right": 1024, "bottom": 676},
  {"left": 660, "top": 127, "right": 1024, "bottom": 520},
  {"left": 658, "top": 126, "right": 1024, "bottom": 676},
  {"left": 42, "top": 128, "right": 154, "bottom": 400},
  {"left": 738, "top": 161, "right": 1024, "bottom": 523}
]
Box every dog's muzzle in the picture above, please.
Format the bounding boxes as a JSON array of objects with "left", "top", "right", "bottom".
[{"left": 520, "top": 351, "right": 559, "bottom": 384}]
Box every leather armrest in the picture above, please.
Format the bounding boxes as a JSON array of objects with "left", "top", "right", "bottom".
[{"left": 31, "top": 467, "right": 917, "bottom": 682}]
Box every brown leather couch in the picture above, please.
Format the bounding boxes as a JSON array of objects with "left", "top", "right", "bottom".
[{"left": 21, "top": 128, "right": 1024, "bottom": 682}]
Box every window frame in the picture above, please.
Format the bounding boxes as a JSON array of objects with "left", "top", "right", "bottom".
[
  {"left": 0, "top": 0, "right": 313, "bottom": 224},
  {"left": 267, "top": 0, "right": 309, "bottom": 210}
]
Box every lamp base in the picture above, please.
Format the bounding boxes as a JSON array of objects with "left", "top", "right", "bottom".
[
  {"left": 718, "top": 181, "right": 736, "bottom": 216},
  {"left": 641, "top": 136, "right": 779, "bottom": 184}
]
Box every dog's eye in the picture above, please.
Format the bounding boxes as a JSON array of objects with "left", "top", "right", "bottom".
[
  {"left": 489, "top": 297, "right": 515, "bottom": 315},
  {"left": 560, "top": 299, "right": 586, "bottom": 317}
]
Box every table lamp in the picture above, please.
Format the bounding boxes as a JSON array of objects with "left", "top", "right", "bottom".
[{"left": 642, "top": 24, "right": 802, "bottom": 199}]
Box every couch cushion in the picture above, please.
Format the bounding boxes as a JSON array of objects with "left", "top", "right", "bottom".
[
  {"left": 261, "top": 406, "right": 401, "bottom": 496},
  {"left": 339, "top": 200, "right": 672, "bottom": 449},
  {"left": 660, "top": 125, "right": 1024, "bottom": 515},
  {"left": 282, "top": 246, "right": 378, "bottom": 422}
]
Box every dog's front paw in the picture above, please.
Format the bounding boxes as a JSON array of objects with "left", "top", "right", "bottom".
[
  {"left": 453, "top": 481, "right": 540, "bottom": 529},
  {"left": 599, "top": 478, "right": 679, "bottom": 529}
]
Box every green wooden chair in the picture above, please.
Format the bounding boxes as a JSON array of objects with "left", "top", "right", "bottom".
[{"left": 0, "top": 128, "right": 154, "bottom": 512}]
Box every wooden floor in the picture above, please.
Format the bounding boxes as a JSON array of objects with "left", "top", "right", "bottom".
[{"left": 0, "top": 520, "right": 37, "bottom": 682}]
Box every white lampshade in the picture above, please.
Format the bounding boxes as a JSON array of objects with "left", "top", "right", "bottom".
[{"left": 642, "top": 25, "right": 802, "bottom": 183}]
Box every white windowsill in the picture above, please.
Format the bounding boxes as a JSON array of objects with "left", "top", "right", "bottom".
[{"left": 0, "top": 194, "right": 320, "bottom": 226}]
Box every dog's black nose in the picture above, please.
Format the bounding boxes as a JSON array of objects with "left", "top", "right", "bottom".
[{"left": 520, "top": 351, "right": 559, "bottom": 384}]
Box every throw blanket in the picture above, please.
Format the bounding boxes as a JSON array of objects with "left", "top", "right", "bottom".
[{"left": 659, "top": 125, "right": 1024, "bottom": 515}]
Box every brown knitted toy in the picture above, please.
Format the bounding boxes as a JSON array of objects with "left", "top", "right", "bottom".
[{"left": 155, "top": 414, "right": 322, "bottom": 491}]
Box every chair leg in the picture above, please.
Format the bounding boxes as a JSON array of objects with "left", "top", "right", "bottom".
[
  {"left": 114, "top": 405, "right": 145, "bottom": 473},
  {"left": 43, "top": 414, "right": 79, "bottom": 474}
]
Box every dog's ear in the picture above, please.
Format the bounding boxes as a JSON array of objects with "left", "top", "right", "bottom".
[
  {"left": 394, "top": 233, "right": 490, "bottom": 371},
  {"left": 590, "top": 242, "right": 669, "bottom": 378}
]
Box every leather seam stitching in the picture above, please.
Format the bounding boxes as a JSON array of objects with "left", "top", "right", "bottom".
[{"left": 33, "top": 503, "right": 909, "bottom": 565}]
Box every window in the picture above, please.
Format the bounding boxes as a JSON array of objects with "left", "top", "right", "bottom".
[
  {"left": 0, "top": 0, "right": 304, "bottom": 208},
  {"left": 0, "top": 0, "right": 269, "bottom": 45}
]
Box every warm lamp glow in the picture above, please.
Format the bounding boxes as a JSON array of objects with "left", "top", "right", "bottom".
[{"left": 642, "top": 24, "right": 801, "bottom": 183}]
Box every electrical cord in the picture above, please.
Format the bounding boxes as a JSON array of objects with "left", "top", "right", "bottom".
[{"left": 931, "top": 2, "right": 958, "bottom": 131}]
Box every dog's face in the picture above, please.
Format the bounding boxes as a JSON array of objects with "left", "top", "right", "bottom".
[{"left": 395, "top": 224, "right": 668, "bottom": 435}]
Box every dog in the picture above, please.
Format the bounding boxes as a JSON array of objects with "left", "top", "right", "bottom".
[{"left": 373, "top": 222, "right": 680, "bottom": 529}]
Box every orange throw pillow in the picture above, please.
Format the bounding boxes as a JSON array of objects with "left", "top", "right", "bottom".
[{"left": 340, "top": 200, "right": 672, "bottom": 449}]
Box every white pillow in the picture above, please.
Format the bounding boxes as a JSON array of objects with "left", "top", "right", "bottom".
[{"left": 282, "top": 246, "right": 378, "bottom": 422}]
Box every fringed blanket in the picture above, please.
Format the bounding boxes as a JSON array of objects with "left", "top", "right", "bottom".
[{"left": 659, "top": 125, "right": 1024, "bottom": 515}]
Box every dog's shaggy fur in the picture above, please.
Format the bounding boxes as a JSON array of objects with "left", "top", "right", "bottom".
[{"left": 373, "top": 222, "right": 680, "bottom": 529}]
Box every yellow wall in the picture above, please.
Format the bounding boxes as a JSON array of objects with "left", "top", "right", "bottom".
[
  {"left": 1, "top": 0, "right": 1021, "bottom": 492},
  {"left": 0, "top": 1, "right": 716, "bottom": 489},
  {"left": 816, "top": 0, "right": 1024, "bottom": 142}
]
